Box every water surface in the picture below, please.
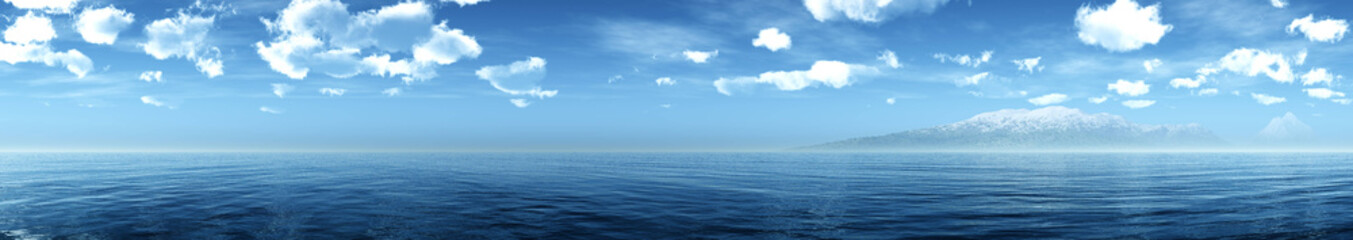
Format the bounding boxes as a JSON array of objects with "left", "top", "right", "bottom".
[{"left": 2, "top": 153, "right": 1351, "bottom": 239}]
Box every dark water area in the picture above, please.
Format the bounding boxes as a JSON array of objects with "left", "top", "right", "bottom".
[{"left": 2, "top": 153, "right": 1352, "bottom": 239}]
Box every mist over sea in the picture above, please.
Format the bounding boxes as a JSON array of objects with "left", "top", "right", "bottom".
[{"left": 3, "top": 153, "right": 1351, "bottom": 239}]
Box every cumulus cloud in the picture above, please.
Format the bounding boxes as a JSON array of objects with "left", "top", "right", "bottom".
[
  {"left": 1012, "top": 57, "right": 1041, "bottom": 73},
  {"left": 1107, "top": 79, "right": 1150, "bottom": 96},
  {"left": 4, "top": 12, "right": 56, "bottom": 44},
  {"left": 1197, "top": 88, "right": 1219, "bottom": 96},
  {"left": 1121, "top": 100, "right": 1155, "bottom": 109},
  {"left": 382, "top": 87, "right": 401, "bottom": 96},
  {"left": 1215, "top": 48, "right": 1296, "bottom": 83},
  {"left": 319, "top": 87, "right": 346, "bottom": 96},
  {"left": 1300, "top": 68, "right": 1338, "bottom": 86},
  {"left": 140, "top": 96, "right": 174, "bottom": 108},
  {"left": 0, "top": 44, "right": 92, "bottom": 78},
  {"left": 714, "top": 60, "right": 864, "bottom": 95},
  {"left": 933, "top": 51, "right": 991, "bottom": 68},
  {"left": 1169, "top": 77, "right": 1202, "bottom": 89},
  {"left": 1027, "top": 93, "right": 1068, "bottom": 106},
  {"left": 1089, "top": 95, "right": 1109, "bottom": 104},
  {"left": 75, "top": 6, "right": 136, "bottom": 45},
  {"left": 476, "top": 57, "right": 558, "bottom": 99},
  {"left": 956, "top": 72, "right": 990, "bottom": 87},
  {"left": 0, "top": 13, "right": 93, "bottom": 78},
  {"left": 1334, "top": 99, "right": 1352, "bottom": 105},
  {"left": 259, "top": 106, "right": 284, "bottom": 114},
  {"left": 139, "top": 71, "right": 163, "bottom": 82},
  {"left": 256, "top": 0, "right": 483, "bottom": 82},
  {"left": 803, "top": 0, "right": 953, "bottom": 23},
  {"left": 1303, "top": 88, "right": 1345, "bottom": 99},
  {"left": 752, "top": 28, "right": 791, "bottom": 52},
  {"left": 655, "top": 77, "right": 675, "bottom": 86},
  {"left": 1075, "top": 0, "right": 1172, "bottom": 52},
  {"left": 443, "top": 0, "right": 488, "bottom": 7},
  {"left": 1288, "top": 14, "right": 1348, "bottom": 43},
  {"left": 878, "top": 50, "right": 900, "bottom": 68},
  {"left": 509, "top": 98, "right": 531, "bottom": 108},
  {"left": 885, "top": 97, "right": 895, "bottom": 105},
  {"left": 1251, "top": 93, "right": 1286, "bottom": 105},
  {"left": 682, "top": 50, "right": 718, "bottom": 63},
  {"left": 607, "top": 75, "right": 623, "bottom": 83},
  {"left": 1271, "top": 0, "right": 1287, "bottom": 8},
  {"left": 272, "top": 83, "right": 294, "bottom": 98},
  {"left": 1143, "top": 58, "right": 1161, "bottom": 73},
  {"left": 4, "top": 0, "right": 79, "bottom": 13},
  {"left": 144, "top": 13, "right": 223, "bottom": 78}
]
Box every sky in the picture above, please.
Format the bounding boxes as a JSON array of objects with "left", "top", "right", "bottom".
[{"left": 1, "top": 0, "right": 1351, "bottom": 151}]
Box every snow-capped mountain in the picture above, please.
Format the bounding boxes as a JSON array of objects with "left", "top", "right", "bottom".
[
  {"left": 803, "top": 106, "right": 1225, "bottom": 151},
  {"left": 1256, "top": 112, "right": 1315, "bottom": 142}
]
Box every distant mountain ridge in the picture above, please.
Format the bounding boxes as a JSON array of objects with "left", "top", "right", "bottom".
[{"left": 803, "top": 106, "right": 1226, "bottom": 151}]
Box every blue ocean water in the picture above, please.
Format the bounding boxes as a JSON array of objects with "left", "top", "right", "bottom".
[{"left": 1, "top": 153, "right": 1351, "bottom": 239}]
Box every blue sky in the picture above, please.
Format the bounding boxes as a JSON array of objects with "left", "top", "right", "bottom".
[{"left": 1, "top": 0, "right": 1351, "bottom": 151}]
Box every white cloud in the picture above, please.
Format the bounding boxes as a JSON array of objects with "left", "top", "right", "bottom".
[
  {"left": 655, "top": 77, "right": 675, "bottom": 86},
  {"left": 382, "top": 87, "right": 401, "bottom": 96},
  {"left": 442, "top": 0, "right": 488, "bottom": 7},
  {"left": 1333, "top": 99, "right": 1352, "bottom": 105},
  {"left": 319, "top": 87, "right": 346, "bottom": 96},
  {"left": 1107, "top": 79, "right": 1150, "bottom": 96},
  {"left": 259, "top": 106, "right": 284, "bottom": 114},
  {"left": 1121, "top": 100, "right": 1155, "bottom": 109},
  {"left": 803, "top": 0, "right": 953, "bottom": 23},
  {"left": 509, "top": 98, "right": 531, "bottom": 108},
  {"left": 607, "top": 75, "right": 623, "bottom": 83},
  {"left": 1216, "top": 48, "right": 1295, "bottom": 83},
  {"left": 139, "top": 71, "right": 163, "bottom": 82},
  {"left": 272, "top": 83, "right": 294, "bottom": 98},
  {"left": 1143, "top": 58, "right": 1161, "bottom": 73},
  {"left": 878, "top": 50, "right": 900, "bottom": 69},
  {"left": 752, "top": 28, "right": 791, "bottom": 52},
  {"left": 660, "top": 104, "right": 672, "bottom": 108},
  {"left": 4, "top": 0, "right": 79, "bottom": 13},
  {"left": 144, "top": 13, "right": 224, "bottom": 78},
  {"left": 1251, "top": 93, "right": 1286, "bottom": 105},
  {"left": 140, "top": 96, "right": 172, "bottom": 108},
  {"left": 0, "top": 13, "right": 92, "bottom": 77},
  {"left": 1169, "top": 77, "right": 1202, "bottom": 89},
  {"left": 682, "top": 50, "right": 718, "bottom": 63},
  {"left": 1303, "top": 88, "right": 1345, "bottom": 99},
  {"left": 4, "top": 12, "right": 56, "bottom": 44},
  {"left": 714, "top": 60, "right": 862, "bottom": 95},
  {"left": 256, "top": 0, "right": 482, "bottom": 82},
  {"left": 1287, "top": 14, "right": 1348, "bottom": 43},
  {"left": 1300, "top": 68, "right": 1337, "bottom": 86},
  {"left": 1012, "top": 57, "right": 1041, "bottom": 74},
  {"left": 1197, "top": 88, "right": 1219, "bottom": 96},
  {"left": 475, "top": 57, "right": 558, "bottom": 98},
  {"left": 1271, "top": 0, "right": 1287, "bottom": 8},
  {"left": 933, "top": 51, "right": 991, "bottom": 68},
  {"left": 956, "top": 72, "right": 989, "bottom": 87},
  {"left": 1075, "top": 0, "right": 1172, "bottom": 52},
  {"left": 885, "top": 97, "right": 895, "bottom": 105},
  {"left": 1089, "top": 95, "right": 1109, "bottom": 104},
  {"left": 75, "top": 6, "right": 135, "bottom": 45},
  {"left": 1027, "top": 93, "right": 1069, "bottom": 106},
  {"left": 0, "top": 42, "right": 94, "bottom": 78}
]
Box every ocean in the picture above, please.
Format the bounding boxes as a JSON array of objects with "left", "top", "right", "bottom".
[{"left": 2, "top": 153, "right": 1351, "bottom": 239}]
